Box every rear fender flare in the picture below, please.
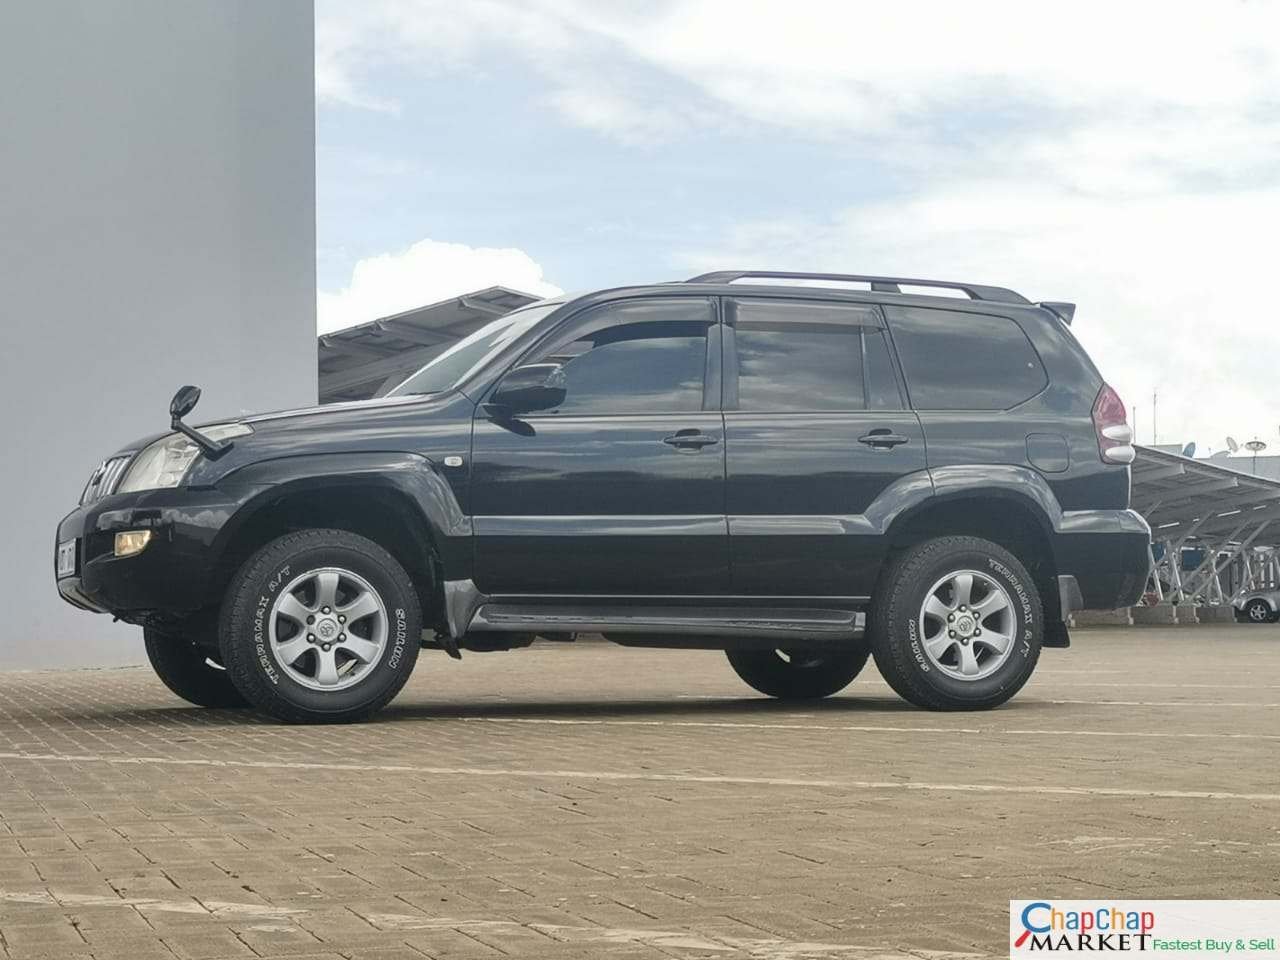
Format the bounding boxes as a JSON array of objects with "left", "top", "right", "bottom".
[{"left": 870, "top": 464, "right": 1062, "bottom": 538}]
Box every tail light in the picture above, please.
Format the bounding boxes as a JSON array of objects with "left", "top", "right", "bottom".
[{"left": 1092, "top": 383, "right": 1134, "bottom": 464}]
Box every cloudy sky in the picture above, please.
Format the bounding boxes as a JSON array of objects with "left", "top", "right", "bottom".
[{"left": 315, "top": 0, "right": 1279, "bottom": 453}]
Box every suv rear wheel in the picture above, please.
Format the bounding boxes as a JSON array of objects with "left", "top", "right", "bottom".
[
  {"left": 144, "top": 627, "right": 248, "bottom": 708},
  {"left": 220, "top": 529, "right": 421, "bottom": 723},
  {"left": 869, "top": 536, "right": 1041, "bottom": 710},
  {"left": 726, "top": 644, "right": 869, "bottom": 700}
]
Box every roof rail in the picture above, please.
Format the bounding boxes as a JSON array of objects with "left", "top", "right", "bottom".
[{"left": 685, "top": 270, "right": 1031, "bottom": 305}]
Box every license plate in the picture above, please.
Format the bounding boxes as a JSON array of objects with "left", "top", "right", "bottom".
[{"left": 56, "top": 540, "right": 77, "bottom": 578}]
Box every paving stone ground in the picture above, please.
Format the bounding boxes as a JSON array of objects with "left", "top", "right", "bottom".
[{"left": 0, "top": 624, "right": 1277, "bottom": 959}]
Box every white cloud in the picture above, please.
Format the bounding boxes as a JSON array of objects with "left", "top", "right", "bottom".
[
  {"left": 317, "top": 238, "right": 563, "bottom": 334},
  {"left": 316, "top": 0, "right": 1280, "bottom": 443},
  {"left": 683, "top": 181, "right": 1278, "bottom": 449},
  {"left": 318, "top": 1, "right": 1280, "bottom": 143}
]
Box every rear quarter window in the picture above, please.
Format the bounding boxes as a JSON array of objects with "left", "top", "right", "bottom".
[{"left": 884, "top": 305, "right": 1047, "bottom": 410}]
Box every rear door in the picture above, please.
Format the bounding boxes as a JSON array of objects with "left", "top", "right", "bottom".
[
  {"left": 470, "top": 296, "right": 728, "bottom": 596},
  {"left": 723, "top": 297, "right": 927, "bottom": 598}
]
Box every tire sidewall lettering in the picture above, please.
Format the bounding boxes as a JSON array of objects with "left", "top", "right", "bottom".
[
  {"left": 388, "top": 607, "right": 407, "bottom": 670},
  {"left": 985, "top": 557, "right": 1036, "bottom": 659},
  {"left": 906, "top": 616, "right": 931, "bottom": 672},
  {"left": 251, "top": 563, "right": 290, "bottom": 686}
]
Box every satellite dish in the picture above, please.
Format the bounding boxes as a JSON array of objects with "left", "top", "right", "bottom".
[
  {"left": 1210, "top": 450, "right": 1230, "bottom": 460},
  {"left": 1226, "top": 437, "right": 1239, "bottom": 453},
  {"left": 1245, "top": 440, "right": 1268, "bottom": 453},
  {"left": 1181, "top": 442, "right": 1196, "bottom": 458}
]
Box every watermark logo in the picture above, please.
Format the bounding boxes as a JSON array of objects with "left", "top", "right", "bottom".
[
  {"left": 1010, "top": 901, "right": 1279, "bottom": 957},
  {"left": 1014, "top": 901, "right": 1154, "bottom": 951}
]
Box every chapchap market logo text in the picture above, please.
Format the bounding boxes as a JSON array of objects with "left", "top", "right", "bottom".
[{"left": 1015, "top": 901, "right": 1155, "bottom": 951}]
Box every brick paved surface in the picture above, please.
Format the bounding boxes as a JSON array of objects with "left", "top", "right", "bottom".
[{"left": 0, "top": 625, "right": 1277, "bottom": 959}]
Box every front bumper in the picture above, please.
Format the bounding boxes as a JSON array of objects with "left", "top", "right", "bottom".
[
  {"left": 55, "top": 483, "right": 267, "bottom": 620},
  {"left": 1052, "top": 508, "right": 1151, "bottom": 610}
]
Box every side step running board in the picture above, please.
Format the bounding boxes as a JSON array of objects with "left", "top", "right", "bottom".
[{"left": 467, "top": 603, "right": 862, "bottom": 641}]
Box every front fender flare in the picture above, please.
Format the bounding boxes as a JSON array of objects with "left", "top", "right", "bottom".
[{"left": 210, "top": 450, "right": 472, "bottom": 580}]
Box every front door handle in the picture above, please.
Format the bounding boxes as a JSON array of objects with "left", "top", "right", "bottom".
[
  {"left": 663, "top": 430, "right": 719, "bottom": 450},
  {"left": 858, "top": 430, "right": 910, "bottom": 449}
]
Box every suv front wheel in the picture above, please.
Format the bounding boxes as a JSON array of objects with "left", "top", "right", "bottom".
[
  {"left": 869, "top": 536, "right": 1042, "bottom": 711},
  {"left": 144, "top": 627, "right": 248, "bottom": 708},
  {"left": 726, "top": 644, "right": 869, "bottom": 700},
  {"left": 220, "top": 529, "right": 421, "bottom": 723}
]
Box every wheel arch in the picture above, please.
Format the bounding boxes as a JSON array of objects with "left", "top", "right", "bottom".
[
  {"left": 883, "top": 491, "right": 1060, "bottom": 617},
  {"left": 207, "top": 453, "right": 467, "bottom": 631}
]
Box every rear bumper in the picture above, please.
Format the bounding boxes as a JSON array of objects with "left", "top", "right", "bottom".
[
  {"left": 54, "top": 483, "right": 267, "bottom": 621},
  {"left": 1052, "top": 508, "right": 1151, "bottom": 610}
]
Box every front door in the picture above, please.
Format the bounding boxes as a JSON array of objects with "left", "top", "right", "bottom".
[
  {"left": 723, "top": 296, "right": 927, "bottom": 598},
  {"left": 470, "top": 296, "right": 728, "bottom": 596}
]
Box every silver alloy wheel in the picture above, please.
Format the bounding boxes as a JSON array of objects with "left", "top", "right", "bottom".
[
  {"left": 267, "top": 567, "right": 389, "bottom": 691},
  {"left": 918, "top": 568, "right": 1017, "bottom": 681},
  {"left": 1248, "top": 601, "right": 1271, "bottom": 622}
]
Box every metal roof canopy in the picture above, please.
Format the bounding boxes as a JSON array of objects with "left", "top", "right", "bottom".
[
  {"left": 1132, "top": 444, "right": 1280, "bottom": 604},
  {"left": 318, "top": 286, "right": 539, "bottom": 403}
]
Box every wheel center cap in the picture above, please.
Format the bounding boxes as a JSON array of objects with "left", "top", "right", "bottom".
[
  {"left": 316, "top": 618, "right": 339, "bottom": 640},
  {"left": 955, "top": 615, "right": 975, "bottom": 637}
]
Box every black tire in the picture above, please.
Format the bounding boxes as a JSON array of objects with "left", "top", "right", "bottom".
[
  {"left": 144, "top": 627, "right": 249, "bottom": 708},
  {"left": 726, "top": 643, "right": 869, "bottom": 700},
  {"left": 868, "top": 536, "right": 1042, "bottom": 711},
  {"left": 219, "top": 529, "right": 421, "bottom": 723},
  {"left": 1241, "top": 599, "right": 1276, "bottom": 624}
]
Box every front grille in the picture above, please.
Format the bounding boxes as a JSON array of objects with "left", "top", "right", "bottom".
[{"left": 80, "top": 455, "right": 131, "bottom": 504}]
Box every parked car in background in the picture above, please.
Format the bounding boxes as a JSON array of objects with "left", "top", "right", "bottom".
[
  {"left": 55, "top": 270, "right": 1151, "bottom": 722},
  {"left": 1235, "top": 590, "right": 1280, "bottom": 623}
]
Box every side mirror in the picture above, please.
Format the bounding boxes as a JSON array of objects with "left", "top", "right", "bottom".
[
  {"left": 167, "top": 384, "right": 231, "bottom": 457},
  {"left": 484, "top": 363, "right": 567, "bottom": 418},
  {"left": 170, "top": 385, "right": 202, "bottom": 421}
]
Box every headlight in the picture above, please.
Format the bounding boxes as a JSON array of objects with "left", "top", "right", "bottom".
[{"left": 117, "top": 423, "right": 253, "bottom": 493}]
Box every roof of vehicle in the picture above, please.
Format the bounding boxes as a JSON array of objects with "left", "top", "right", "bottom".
[
  {"left": 318, "top": 273, "right": 1071, "bottom": 403},
  {"left": 554, "top": 273, "right": 1067, "bottom": 322}
]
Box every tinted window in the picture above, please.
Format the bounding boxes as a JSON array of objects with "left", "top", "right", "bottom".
[
  {"left": 864, "top": 328, "right": 903, "bottom": 410},
  {"left": 730, "top": 299, "right": 900, "bottom": 411},
  {"left": 533, "top": 299, "right": 712, "bottom": 414},
  {"left": 886, "top": 306, "right": 1047, "bottom": 410}
]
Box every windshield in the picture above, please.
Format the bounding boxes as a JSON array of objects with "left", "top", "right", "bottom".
[{"left": 386, "top": 303, "right": 558, "bottom": 396}]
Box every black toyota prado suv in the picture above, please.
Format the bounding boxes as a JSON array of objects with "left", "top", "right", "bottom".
[{"left": 55, "top": 271, "right": 1150, "bottom": 722}]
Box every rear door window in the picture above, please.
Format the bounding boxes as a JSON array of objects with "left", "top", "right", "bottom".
[
  {"left": 727, "top": 299, "right": 903, "bottom": 411},
  {"left": 884, "top": 305, "right": 1047, "bottom": 410}
]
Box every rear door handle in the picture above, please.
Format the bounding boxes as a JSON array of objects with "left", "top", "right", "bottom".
[
  {"left": 663, "top": 430, "right": 719, "bottom": 450},
  {"left": 858, "top": 430, "right": 910, "bottom": 449}
]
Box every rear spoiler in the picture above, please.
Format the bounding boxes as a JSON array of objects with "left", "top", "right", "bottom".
[{"left": 1038, "top": 301, "right": 1076, "bottom": 325}]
